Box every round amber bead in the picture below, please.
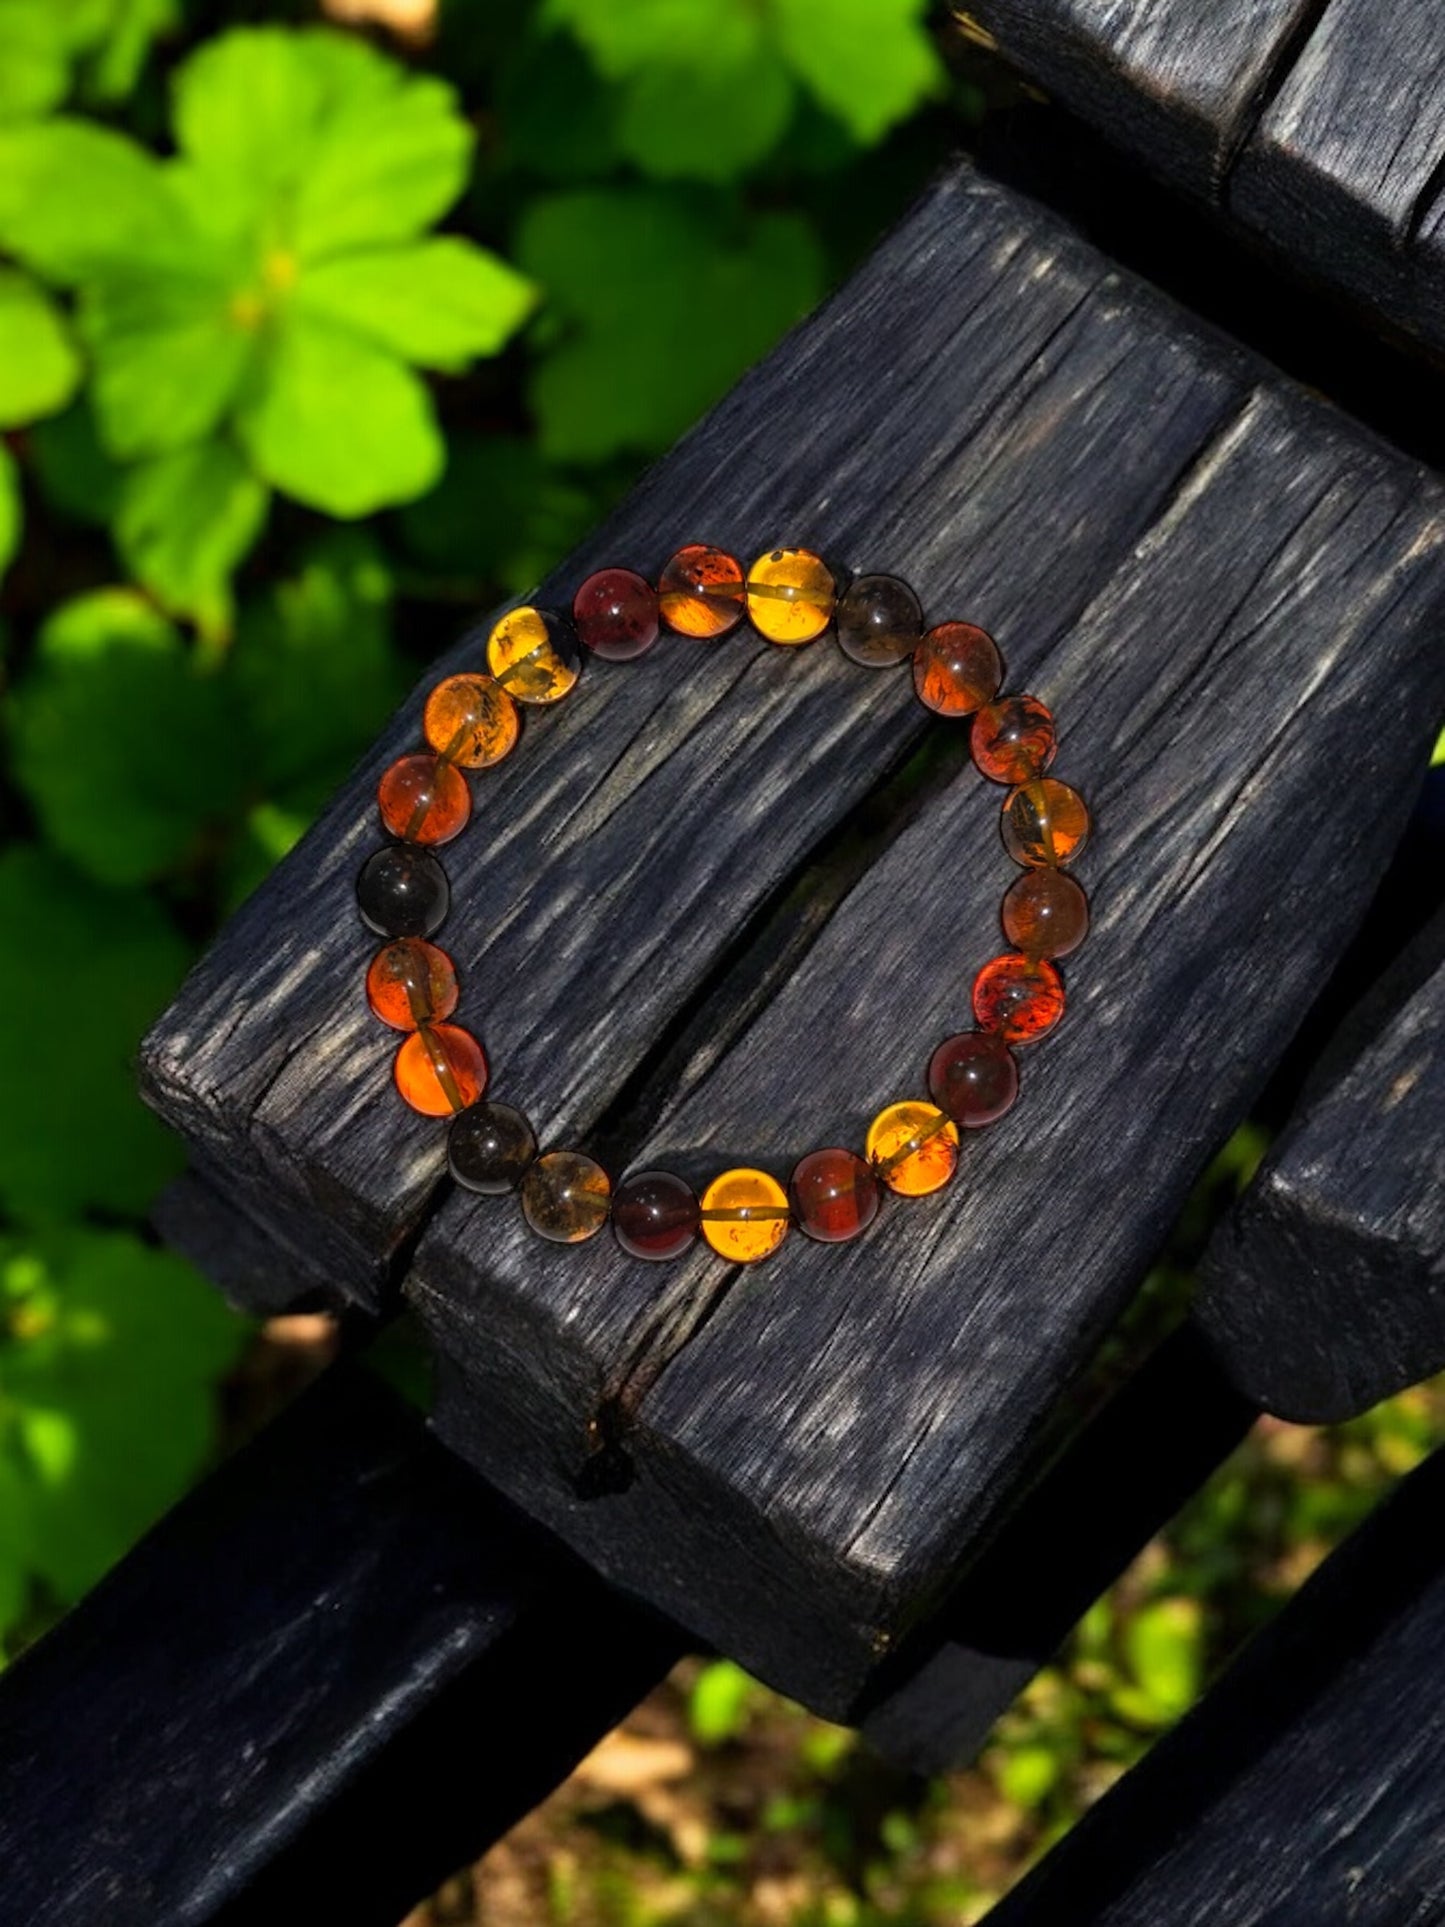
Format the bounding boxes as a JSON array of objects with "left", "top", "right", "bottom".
[
  {"left": 973, "top": 953, "right": 1065, "bottom": 1044},
  {"left": 573, "top": 567, "right": 660, "bottom": 662},
  {"left": 1001, "top": 868, "right": 1090, "bottom": 959},
  {"left": 356, "top": 845, "right": 449, "bottom": 938},
  {"left": 658, "top": 544, "right": 746, "bottom": 638},
  {"left": 423, "top": 673, "right": 519, "bottom": 770},
  {"left": 393, "top": 1023, "right": 487, "bottom": 1116},
  {"left": 746, "top": 548, "right": 835, "bottom": 645},
  {"left": 377, "top": 752, "right": 470, "bottom": 845},
  {"left": 1002, "top": 778, "right": 1090, "bottom": 868},
  {"left": 972, "top": 695, "right": 1056, "bottom": 786},
  {"left": 365, "top": 938, "right": 459, "bottom": 1032},
  {"left": 448, "top": 1100, "right": 536, "bottom": 1194},
  {"left": 521, "top": 1150, "right": 611, "bottom": 1243},
  {"left": 612, "top": 1169, "right": 699, "bottom": 1261},
  {"left": 789, "top": 1148, "right": 880, "bottom": 1244},
  {"left": 928, "top": 1030, "right": 1019, "bottom": 1128},
  {"left": 835, "top": 573, "right": 923, "bottom": 668},
  {"left": 486, "top": 606, "right": 581, "bottom": 704},
  {"left": 866, "top": 1102, "right": 959, "bottom": 1196},
  {"left": 913, "top": 622, "right": 1003, "bottom": 717},
  {"left": 700, "top": 1168, "right": 791, "bottom": 1263}
]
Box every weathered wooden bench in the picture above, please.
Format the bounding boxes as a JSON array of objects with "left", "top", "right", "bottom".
[{"left": 2, "top": 13, "right": 1444, "bottom": 1920}]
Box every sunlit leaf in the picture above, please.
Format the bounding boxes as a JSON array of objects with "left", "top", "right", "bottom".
[
  {"left": 0, "top": 442, "right": 19, "bottom": 583},
  {"left": 295, "top": 238, "right": 537, "bottom": 370},
  {"left": 775, "top": 0, "right": 942, "bottom": 143},
  {"left": 0, "top": 0, "right": 70, "bottom": 124},
  {"left": 115, "top": 438, "right": 269, "bottom": 639},
  {"left": 1121, "top": 1596, "right": 1202, "bottom": 1723},
  {"left": 0, "top": 118, "right": 189, "bottom": 282},
  {"left": 0, "top": 268, "right": 83, "bottom": 428},
  {"left": 689, "top": 1658, "right": 758, "bottom": 1745}
]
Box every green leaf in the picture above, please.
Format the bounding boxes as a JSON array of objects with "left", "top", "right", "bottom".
[
  {"left": 81, "top": 0, "right": 179, "bottom": 104},
  {"left": 7, "top": 588, "right": 249, "bottom": 884},
  {"left": 396, "top": 433, "right": 599, "bottom": 595},
  {"left": 495, "top": 28, "right": 621, "bottom": 181},
  {"left": 0, "top": 119, "right": 189, "bottom": 282},
  {"left": 1121, "top": 1597, "right": 1202, "bottom": 1724},
  {"left": 0, "top": 0, "right": 70, "bottom": 124},
  {"left": 171, "top": 24, "right": 339, "bottom": 203},
  {"left": 0, "top": 848, "right": 190, "bottom": 1220},
  {"left": 237, "top": 315, "right": 444, "bottom": 515},
  {"left": 615, "top": 55, "right": 794, "bottom": 182},
  {"left": 689, "top": 1658, "right": 759, "bottom": 1745},
  {"left": 3, "top": 1229, "right": 240, "bottom": 1601},
  {"left": 115, "top": 439, "right": 268, "bottom": 640},
  {"left": 770, "top": 0, "right": 942, "bottom": 143},
  {"left": 518, "top": 187, "right": 824, "bottom": 461},
  {"left": 295, "top": 238, "right": 537, "bottom": 371},
  {"left": 0, "top": 442, "right": 19, "bottom": 583},
  {"left": 28, "top": 398, "right": 124, "bottom": 527},
  {"left": 546, "top": 0, "right": 763, "bottom": 76},
  {"left": 0, "top": 268, "right": 82, "bottom": 428},
  {"left": 1432, "top": 723, "right": 1445, "bottom": 768},
  {"left": 994, "top": 1742, "right": 1060, "bottom": 1810}
]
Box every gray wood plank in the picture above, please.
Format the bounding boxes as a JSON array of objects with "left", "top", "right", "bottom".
[{"left": 1198, "top": 904, "right": 1445, "bottom": 1423}]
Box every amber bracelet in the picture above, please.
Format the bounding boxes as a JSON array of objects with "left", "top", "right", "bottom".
[{"left": 355, "top": 545, "right": 1090, "bottom": 1264}]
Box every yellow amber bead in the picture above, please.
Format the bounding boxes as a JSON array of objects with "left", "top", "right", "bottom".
[
  {"left": 485, "top": 606, "right": 581, "bottom": 705},
  {"left": 700, "top": 1168, "right": 791, "bottom": 1263},
  {"left": 865, "top": 1101, "right": 960, "bottom": 1197},
  {"left": 424, "top": 673, "right": 520, "bottom": 768},
  {"left": 746, "top": 548, "right": 835, "bottom": 645}
]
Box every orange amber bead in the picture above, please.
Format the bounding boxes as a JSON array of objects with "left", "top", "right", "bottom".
[
  {"left": 746, "top": 548, "right": 835, "bottom": 645},
  {"left": 913, "top": 623, "right": 1003, "bottom": 717},
  {"left": 973, "top": 953, "right": 1065, "bottom": 1044},
  {"left": 658, "top": 544, "right": 746, "bottom": 638},
  {"left": 865, "top": 1102, "right": 960, "bottom": 1197},
  {"left": 1001, "top": 778, "right": 1090, "bottom": 867},
  {"left": 1001, "top": 867, "right": 1090, "bottom": 959},
  {"left": 365, "top": 938, "right": 458, "bottom": 1031},
  {"left": 393, "top": 1023, "right": 487, "bottom": 1116},
  {"left": 700, "top": 1168, "right": 791, "bottom": 1263},
  {"left": 486, "top": 606, "right": 580, "bottom": 704},
  {"left": 971, "top": 695, "right": 1056, "bottom": 785},
  {"left": 377, "top": 752, "right": 471, "bottom": 845},
  {"left": 423, "top": 673, "right": 519, "bottom": 769}
]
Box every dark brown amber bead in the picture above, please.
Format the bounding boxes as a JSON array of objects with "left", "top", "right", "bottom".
[
  {"left": 1001, "top": 868, "right": 1090, "bottom": 959},
  {"left": 357, "top": 846, "right": 449, "bottom": 938},
  {"left": 928, "top": 1030, "right": 1019, "bottom": 1128},
  {"left": 423, "top": 673, "right": 519, "bottom": 769},
  {"left": 448, "top": 1101, "right": 536, "bottom": 1194},
  {"left": 971, "top": 695, "right": 1056, "bottom": 785},
  {"left": 836, "top": 573, "right": 923, "bottom": 668},
  {"left": 658, "top": 544, "right": 746, "bottom": 638},
  {"left": 393, "top": 1023, "right": 487, "bottom": 1115},
  {"left": 1001, "top": 778, "right": 1090, "bottom": 868},
  {"left": 789, "top": 1148, "right": 880, "bottom": 1243},
  {"left": 913, "top": 622, "right": 1003, "bottom": 717},
  {"left": 522, "top": 1150, "right": 611, "bottom": 1243},
  {"left": 365, "top": 938, "right": 458, "bottom": 1032},
  {"left": 378, "top": 752, "right": 471, "bottom": 845},
  {"left": 973, "top": 953, "right": 1065, "bottom": 1044},
  {"left": 612, "top": 1169, "right": 699, "bottom": 1261},
  {"left": 573, "top": 567, "right": 660, "bottom": 662}
]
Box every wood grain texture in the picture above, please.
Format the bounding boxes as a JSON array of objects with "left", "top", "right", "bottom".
[
  {"left": 1230, "top": 0, "right": 1445, "bottom": 360},
  {"left": 0, "top": 1366, "right": 681, "bottom": 1927},
  {"left": 959, "top": 0, "right": 1315, "bottom": 192},
  {"left": 405, "top": 169, "right": 1445, "bottom": 1718},
  {"left": 1197, "top": 905, "right": 1445, "bottom": 1424},
  {"left": 981, "top": 1442, "right": 1445, "bottom": 1926}
]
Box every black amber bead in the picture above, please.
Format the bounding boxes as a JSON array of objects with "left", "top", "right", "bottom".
[
  {"left": 836, "top": 573, "right": 924, "bottom": 668},
  {"left": 448, "top": 1101, "right": 538, "bottom": 1194},
  {"left": 357, "top": 844, "right": 450, "bottom": 938},
  {"left": 612, "top": 1169, "right": 700, "bottom": 1261}
]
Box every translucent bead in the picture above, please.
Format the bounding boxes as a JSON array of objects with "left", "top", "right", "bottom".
[
  {"left": 393, "top": 1023, "right": 487, "bottom": 1116},
  {"left": 448, "top": 1101, "right": 537, "bottom": 1194},
  {"left": 573, "top": 567, "right": 660, "bottom": 662},
  {"left": 928, "top": 1030, "right": 1019, "bottom": 1128},
  {"left": 973, "top": 953, "right": 1065, "bottom": 1044},
  {"left": 971, "top": 695, "right": 1056, "bottom": 785},
  {"left": 486, "top": 606, "right": 581, "bottom": 704},
  {"left": 789, "top": 1148, "right": 880, "bottom": 1243},
  {"left": 356, "top": 846, "right": 449, "bottom": 938},
  {"left": 658, "top": 544, "right": 746, "bottom": 638},
  {"left": 1001, "top": 868, "right": 1090, "bottom": 959},
  {"left": 746, "top": 548, "right": 835, "bottom": 645},
  {"left": 1001, "top": 778, "right": 1090, "bottom": 867},
  {"left": 377, "top": 752, "right": 470, "bottom": 845},
  {"left": 865, "top": 1101, "right": 959, "bottom": 1197},
  {"left": 835, "top": 573, "right": 923, "bottom": 668},
  {"left": 365, "top": 938, "right": 458, "bottom": 1031},
  {"left": 912, "top": 622, "right": 1002, "bottom": 717},
  {"left": 521, "top": 1150, "right": 611, "bottom": 1243},
  {"left": 699, "top": 1168, "right": 790, "bottom": 1263},
  {"left": 423, "top": 673, "right": 519, "bottom": 769},
  {"left": 612, "top": 1169, "right": 700, "bottom": 1261}
]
